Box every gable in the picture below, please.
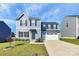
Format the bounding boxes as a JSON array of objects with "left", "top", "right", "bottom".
[
  {"left": 16, "top": 14, "right": 24, "bottom": 20},
  {"left": 16, "top": 12, "right": 29, "bottom": 21}
]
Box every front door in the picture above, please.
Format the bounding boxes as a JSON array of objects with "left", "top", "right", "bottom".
[{"left": 32, "top": 33, "right": 35, "bottom": 40}]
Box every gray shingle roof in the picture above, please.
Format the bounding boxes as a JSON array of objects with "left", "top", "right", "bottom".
[
  {"left": 46, "top": 30, "right": 60, "bottom": 33},
  {"left": 66, "top": 15, "right": 79, "bottom": 17},
  {"left": 41, "top": 22, "right": 58, "bottom": 25},
  {"left": 29, "top": 17, "right": 40, "bottom": 20}
]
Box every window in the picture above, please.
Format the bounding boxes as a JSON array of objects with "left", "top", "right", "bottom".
[
  {"left": 35, "top": 20, "right": 37, "bottom": 26},
  {"left": 20, "top": 20, "right": 22, "bottom": 26},
  {"left": 22, "top": 20, "right": 25, "bottom": 26},
  {"left": 25, "top": 20, "right": 27, "bottom": 26},
  {"left": 24, "top": 32, "right": 29, "bottom": 37},
  {"left": 18, "top": 31, "right": 23, "bottom": 37},
  {"left": 32, "top": 20, "right": 35, "bottom": 26},
  {"left": 53, "top": 24, "right": 56, "bottom": 29},
  {"left": 48, "top": 24, "right": 51, "bottom": 29},
  {"left": 47, "top": 32, "right": 49, "bottom": 35},
  {"left": 66, "top": 22, "right": 68, "bottom": 28},
  {"left": 43, "top": 24, "right": 46, "bottom": 27}
]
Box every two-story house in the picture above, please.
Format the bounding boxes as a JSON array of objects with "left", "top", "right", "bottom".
[
  {"left": 16, "top": 12, "right": 60, "bottom": 42},
  {"left": 41, "top": 22, "right": 60, "bottom": 40},
  {"left": 16, "top": 12, "right": 41, "bottom": 41},
  {"left": 60, "top": 15, "right": 79, "bottom": 39}
]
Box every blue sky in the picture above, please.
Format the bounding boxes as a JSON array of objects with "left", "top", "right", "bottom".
[{"left": 0, "top": 3, "right": 79, "bottom": 33}]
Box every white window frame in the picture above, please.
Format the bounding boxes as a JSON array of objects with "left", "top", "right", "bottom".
[
  {"left": 32, "top": 20, "right": 35, "bottom": 26},
  {"left": 48, "top": 24, "right": 51, "bottom": 29},
  {"left": 53, "top": 24, "right": 56, "bottom": 29}
]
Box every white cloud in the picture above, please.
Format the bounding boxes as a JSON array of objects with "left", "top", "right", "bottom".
[
  {"left": 24, "top": 4, "right": 48, "bottom": 16},
  {"left": 53, "top": 8, "right": 60, "bottom": 16},
  {"left": 41, "top": 8, "right": 61, "bottom": 22},
  {"left": 0, "top": 4, "right": 10, "bottom": 14},
  {"left": 0, "top": 3, "right": 17, "bottom": 18}
]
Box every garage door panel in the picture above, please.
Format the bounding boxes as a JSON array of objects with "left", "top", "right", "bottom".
[{"left": 45, "top": 34, "right": 59, "bottom": 40}]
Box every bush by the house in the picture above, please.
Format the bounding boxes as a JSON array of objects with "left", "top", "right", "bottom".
[
  {"left": 35, "top": 38, "right": 43, "bottom": 42},
  {"left": 77, "top": 36, "right": 79, "bottom": 39},
  {"left": 14, "top": 38, "right": 29, "bottom": 41},
  {"left": 60, "top": 38, "right": 62, "bottom": 40}
]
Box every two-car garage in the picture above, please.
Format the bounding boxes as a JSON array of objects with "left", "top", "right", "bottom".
[{"left": 45, "top": 34, "right": 59, "bottom": 40}]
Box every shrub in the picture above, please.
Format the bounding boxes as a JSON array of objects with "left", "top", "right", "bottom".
[
  {"left": 77, "top": 36, "right": 79, "bottom": 39},
  {"left": 22, "top": 39, "right": 25, "bottom": 41},
  {"left": 15, "top": 38, "right": 18, "bottom": 41},
  {"left": 25, "top": 39, "right": 29, "bottom": 41},
  {"left": 60, "top": 38, "right": 62, "bottom": 40},
  {"left": 14, "top": 38, "right": 30, "bottom": 41},
  {"left": 35, "top": 38, "right": 43, "bottom": 42}
]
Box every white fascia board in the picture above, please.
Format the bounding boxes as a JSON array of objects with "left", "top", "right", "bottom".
[{"left": 76, "top": 16, "right": 78, "bottom": 38}]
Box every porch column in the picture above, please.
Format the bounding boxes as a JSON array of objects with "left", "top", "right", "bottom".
[{"left": 29, "top": 31, "right": 32, "bottom": 41}]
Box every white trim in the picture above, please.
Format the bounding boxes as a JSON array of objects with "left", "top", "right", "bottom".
[
  {"left": 76, "top": 16, "right": 78, "bottom": 38},
  {"left": 16, "top": 28, "right": 41, "bottom": 29},
  {"left": 60, "top": 37, "right": 76, "bottom": 39}
]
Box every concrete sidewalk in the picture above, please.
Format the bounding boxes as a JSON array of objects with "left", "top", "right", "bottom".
[{"left": 44, "top": 40, "right": 79, "bottom": 56}]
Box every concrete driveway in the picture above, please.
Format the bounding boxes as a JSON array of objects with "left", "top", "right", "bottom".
[{"left": 44, "top": 40, "right": 79, "bottom": 56}]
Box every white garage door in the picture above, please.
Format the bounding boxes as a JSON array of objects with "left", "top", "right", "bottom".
[{"left": 45, "top": 34, "right": 59, "bottom": 40}]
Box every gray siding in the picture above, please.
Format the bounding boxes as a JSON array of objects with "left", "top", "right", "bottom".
[
  {"left": 61, "top": 16, "right": 76, "bottom": 38},
  {"left": 77, "top": 17, "right": 79, "bottom": 37}
]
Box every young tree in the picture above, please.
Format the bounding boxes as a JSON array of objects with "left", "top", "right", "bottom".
[{"left": 6, "top": 35, "right": 13, "bottom": 47}]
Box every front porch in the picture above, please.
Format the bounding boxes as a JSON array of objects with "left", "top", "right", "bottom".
[{"left": 29, "top": 29, "right": 37, "bottom": 41}]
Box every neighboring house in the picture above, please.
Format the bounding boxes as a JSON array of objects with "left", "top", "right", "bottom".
[
  {"left": 0, "top": 21, "right": 11, "bottom": 42},
  {"left": 16, "top": 12, "right": 60, "bottom": 41},
  {"left": 41, "top": 22, "right": 60, "bottom": 40},
  {"left": 16, "top": 12, "right": 41, "bottom": 41},
  {"left": 60, "top": 15, "right": 79, "bottom": 39}
]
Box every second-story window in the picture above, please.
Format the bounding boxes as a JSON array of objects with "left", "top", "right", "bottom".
[
  {"left": 32, "top": 20, "right": 35, "bottom": 26},
  {"left": 43, "top": 24, "right": 46, "bottom": 27},
  {"left": 20, "top": 20, "right": 22, "bottom": 26},
  {"left": 53, "top": 24, "right": 56, "bottom": 29},
  {"left": 66, "top": 22, "right": 68, "bottom": 28},
  {"left": 35, "top": 20, "right": 37, "bottom": 26},
  {"left": 25, "top": 20, "right": 27, "bottom": 26},
  {"left": 48, "top": 24, "right": 51, "bottom": 29}
]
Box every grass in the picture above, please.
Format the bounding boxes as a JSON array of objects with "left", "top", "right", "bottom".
[
  {"left": 0, "top": 41, "right": 48, "bottom": 56},
  {"left": 61, "top": 38, "right": 79, "bottom": 45}
]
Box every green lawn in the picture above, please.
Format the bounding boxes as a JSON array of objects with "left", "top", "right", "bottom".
[
  {"left": 61, "top": 38, "right": 79, "bottom": 45},
  {"left": 0, "top": 41, "right": 48, "bottom": 56}
]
